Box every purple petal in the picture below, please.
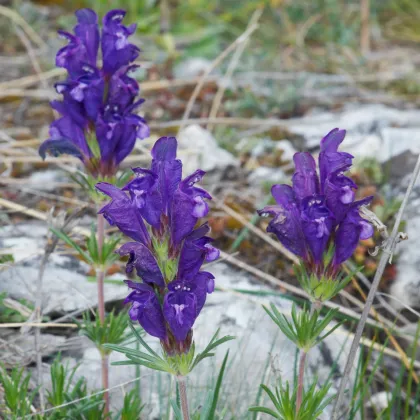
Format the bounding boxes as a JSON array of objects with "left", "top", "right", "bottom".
[
  {"left": 151, "top": 136, "right": 178, "bottom": 161},
  {"left": 171, "top": 190, "right": 197, "bottom": 245},
  {"left": 123, "top": 168, "right": 163, "bottom": 227},
  {"left": 124, "top": 281, "right": 167, "bottom": 339},
  {"left": 324, "top": 174, "right": 357, "bottom": 223},
  {"left": 151, "top": 137, "right": 182, "bottom": 213},
  {"left": 292, "top": 152, "right": 320, "bottom": 201},
  {"left": 259, "top": 185, "right": 307, "bottom": 259},
  {"left": 333, "top": 219, "right": 362, "bottom": 266},
  {"left": 51, "top": 96, "right": 86, "bottom": 128},
  {"left": 108, "top": 65, "right": 140, "bottom": 112},
  {"left": 101, "top": 9, "right": 140, "bottom": 75},
  {"left": 195, "top": 271, "right": 215, "bottom": 312},
  {"left": 56, "top": 31, "right": 89, "bottom": 78},
  {"left": 360, "top": 221, "right": 374, "bottom": 240},
  {"left": 74, "top": 8, "right": 99, "bottom": 66},
  {"left": 178, "top": 224, "right": 216, "bottom": 279},
  {"left": 96, "top": 182, "right": 150, "bottom": 245},
  {"left": 301, "top": 196, "right": 334, "bottom": 263},
  {"left": 320, "top": 128, "right": 346, "bottom": 153},
  {"left": 118, "top": 243, "right": 164, "bottom": 287},
  {"left": 171, "top": 169, "right": 211, "bottom": 244},
  {"left": 163, "top": 289, "right": 197, "bottom": 342},
  {"left": 333, "top": 208, "right": 373, "bottom": 265},
  {"left": 39, "top": 138, "right": 83, "bottom": 160},
  {"left": 42, "top": 116, "right": 90, "bottom": 159}
]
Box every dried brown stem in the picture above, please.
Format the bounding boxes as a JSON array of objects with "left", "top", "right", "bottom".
[
  {"left": 332, "top": 153, "right": 420, "bottom": 419},
  {"left": 178, "top": 21, "right": 259, "bottom": 134}
]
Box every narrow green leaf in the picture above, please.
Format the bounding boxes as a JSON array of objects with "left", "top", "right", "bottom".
[
  {"left": 170, "top": 399, "right": 183, "bottom": 420},
  {"left": 128, "top": 322, "right": 161, "bottom": 359},
  {"left": 248, "top": 406, "right": 281, "bottom": 418},
  {"left": 50, "top": 227, "right": 93, "bottom": 264},
  {"left": 207, "top": 351, "right": 229, "bottom": 420}
]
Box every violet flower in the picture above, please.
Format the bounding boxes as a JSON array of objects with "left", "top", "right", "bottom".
[
  {"left": 39, "top": 8, "right": 149, "bottom": 178},
  {"left": 259, "top": 128, "right": 374, "bottom": 280},
  {"left": 96, "top": 137, "right": 219, "bottom": 354}
]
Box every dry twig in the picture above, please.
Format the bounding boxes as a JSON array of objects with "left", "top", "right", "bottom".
[
  {"left": 332, "top": 153, "right": 420, "bottom": 419},
  {"left": 178, "top": 21, "right": 260, "bottom": 133}
]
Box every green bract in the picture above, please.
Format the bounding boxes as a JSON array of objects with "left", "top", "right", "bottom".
[
  {"left": 295, "top": 263, "right": 361, "bottom": 303},
  {"left": 77, "top": 310, "right": 131, "bottom": 356},
  {"left": 249, "top": 378, "right": 335, "bottom": 420},
  {"left": 264, "top": 303, "right": 343, "bottom": 352},
  {"left": 104, "top": 323, "right": 234, "bottom": 376},
  {"left": 153, "top": 237, "right": 179, "bottom": 283},
  {"left": 50, "top": 225, "right": 121, "bottom": 270}
]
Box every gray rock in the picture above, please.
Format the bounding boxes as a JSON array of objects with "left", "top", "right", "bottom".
[
  {"left": 0, "top": 222, "right": 126, "bottom": 314},
  {"left": 26, "top": 170, "right": 67, "bottom": 192},
  {"left": 390, "top": 189, "right": 420, "bottom": 310},
  {"left": 178, "top": 125, "right": 239, "bottom": 174},
  {"left": 174, "top": 58, "right": 214, "bottom": 80},
  {"left": 0, "top": 329, "right": 66, "bottom": 366},
  {"left": 59, "top": 263, "right": 356, "bottom": 417},
  {"left": 287, "top": 104, "right": 420, "bottom": 161},
  {"left": 248, "top": 166, "right": 286, "bottom": 186}
]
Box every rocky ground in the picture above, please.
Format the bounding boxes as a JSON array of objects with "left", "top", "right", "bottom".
[{"left": 2, "top": 1, "right": 420, "bottom": 418}]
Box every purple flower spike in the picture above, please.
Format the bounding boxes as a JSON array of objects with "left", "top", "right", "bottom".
[
  {"left": 96, "top": 136, "right": 219, "bottom": 352},
  {"left": 39, "top": 8, "right": 148, "bottom": 178},
  {"left": 124, "top": 281, "right": 167, "bottom": 339},
  {"left": 259, "top": 128, "right": 375, "bottom": 276}
]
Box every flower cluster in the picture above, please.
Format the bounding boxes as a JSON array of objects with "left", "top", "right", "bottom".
[
  {"left": 259, "top": 129, "right": 374, "bottom": 278},
  {"left": 96, "top": 136, "right": 219, "bottom": 354},
  {"left": 39, "top": 8, "right": 149, "bottom": 178}
]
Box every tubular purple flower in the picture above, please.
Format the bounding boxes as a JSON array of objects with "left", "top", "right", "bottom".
[
  {"left": 39, "top": 8, "right": 149, "bottom": 178},
  {"left": 101, "top": 10, "right": 139, "bottom": 75},
  {"left": 124, "top": 281, "right": 167, "bottom": 339},
  {"left": 259, "top": 128, "right": 375, "bottom": 276},
  {"left": 171, "top": 170, "right": 212, "bottom": 246},
  {"left": 96, "top": 182, "right": 151, "bottom": 245},
  {"left": 151, "top": 136, "right": 183, "bottom": 214},
  {"left": 74, "top": 8, "right": 100, "bottom": 66},
  {"left": 96, "top": 136, "right": 217, "bottom": 353},
  {"left": 258, "top": 184, "right": 308, "bottom": 259},
  {"left": 292, "top": 152, "right": 319, "bottom": 201},
  {"left": 117, "top": 242, "right": 165, "bottom": 287}
]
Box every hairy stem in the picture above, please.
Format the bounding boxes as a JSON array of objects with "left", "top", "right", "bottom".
[
  {"left": 101, "top": 352, "right": 110, "bottom": 412},
  {"left": 177, "top": 376, "right": 190, "bottom": 420},
  {"left": 296, "top": 350, "right": 307, "bottom": 415},
  {"left": 34, "top": 251, "right": 49, "bottom": 411},
  {"left": 96, "top": 213, "right": 109, "bottom": 413},
  {"left": 332, "top": 153, "right": 420, "bottom": 419}
]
